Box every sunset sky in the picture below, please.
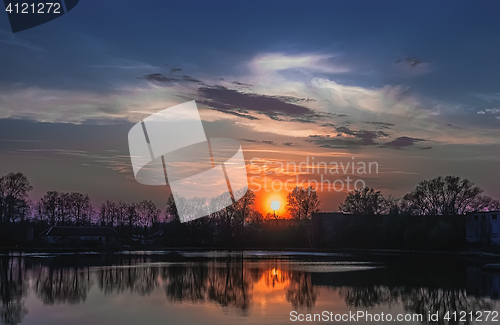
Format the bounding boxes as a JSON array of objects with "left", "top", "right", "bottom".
[{"left": 1, "top": 1, "right": 499, "bottom": 216}]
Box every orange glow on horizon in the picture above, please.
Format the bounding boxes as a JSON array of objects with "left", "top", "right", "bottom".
[{"left": 255, "top": 190, "right": 290, "bottom": 218}]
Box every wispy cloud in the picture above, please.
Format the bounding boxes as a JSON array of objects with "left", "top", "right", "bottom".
[
  {"left": 250, "top": 53, "right": 349, "bottom": 74},
  {"left": 88, "top": 59, "right": 157, "bottom": 70},
  {"left": 0, "top": 29, "right": 46, "bottom": 53}
]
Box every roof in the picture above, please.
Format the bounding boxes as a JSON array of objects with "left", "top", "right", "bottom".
[
  {"left": 466, "top": 211, "right": 500, "bottom": 214},
  {"left": 39, "top": 226, "right": 120, "bottom": 237}
]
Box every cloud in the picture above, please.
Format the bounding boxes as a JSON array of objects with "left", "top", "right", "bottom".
[
  {"left": 364, "top": 121, "right": 395, "bottom": 127},
  {"left": 0, "top": 29, "right": 46, "bottom": 53},
  {"left": 289, "top": 118, "right": 316, "bottom": 124},
  {"left": 473, "top": 93, "right": 500, "bottom": 103},
  {"left": 306, "top": 134, "right": 370, "bottom": 149},
  {"left": 383, "top": 136, "right": 427, "bottom": 149},
  {"left": 209, "top": 108, "right": 259, "bottom": 120},
  {"left": 394, "top": 57, "right": 433, "bottom": 76},
  {"left": 242, "top": 139, "right": 275, "bottom": 145},
  {"left": 477, "top": 108, "right": 500, "bottom": 115},
  {"left": 335, "top": 126, "right": 389, "bottom": 145},
  {"left": 198, "top": 85, "right": 314, "bottom": 116},
  {"left": 141, "top": 73, "right": 201, "bottom": 83},
  {"left": 250, "top": 53, "right": 349, "bottom": 74},
  {"left": 88, "top": 59, "right": 157, "bottom": 70}
]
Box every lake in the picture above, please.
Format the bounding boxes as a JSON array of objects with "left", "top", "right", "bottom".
[{"left": 0, "top": 251, "right": 498, "bottom": 325}]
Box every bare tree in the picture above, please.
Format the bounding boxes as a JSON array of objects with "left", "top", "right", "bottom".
[
  {"left": 126, "top": 203, "right": 138, "bottom": 237},
  {"left": 137, "top": 200, "right": 161, "bottom": 234},
  {"left": 401, "top": 176, "right": 499, "bottom": 215},
  {"left": 0, "top": 172, "right": 32, "bottom": 230},
  {"left": 286, "top": 186, "right": 320, "bottom": 220},
  {"left": 67, "top": 193, "right": 93, "bottom": 226},
  {"left": 339, "top": 187, "right": 385, "bottom": 216},
  {"left": 165, "top": 195, "right": 179, "bottom": 223},
  {"left": 38, "top": 191, "right": 59, "bottom": 226}
]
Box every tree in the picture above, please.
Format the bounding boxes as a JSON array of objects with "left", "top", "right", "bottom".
[
  {"left": 38, "top": 191, "right": 59, "bottom": 226},
  {"left": 137, "top": 200, "right": 161, "bottom": 233},
  {"left": 234, "top": 190, "right": 256, "bottom": 227},
  {"left": 55, "top": 192, "right": 71, "bottom": 226},
  {"left": 126, "top": 203, "right": 138, "bottom": 237},
  {"left": 165, "top": 195, "right": 179, "bottom": 223},
  {"left": 99, "top": 200, "right": 118, "bottom": 227},
  {"left": 0, "top": 172, "right": 32, "bottom": 228},
  {"left": 339, "top": 188, "right": 385, "bottom": 216},
  {"left": 286, "top": 186, "right": 320, "bottom": 220},
  {"left": 67, "top": 193, "right": 93, "bottom": 225},
  {"left": 401, "top": 176, "right": 499, "bottom": 215},
  {"left": 116, "top": 201, "right": 128, "bottom": 228}
]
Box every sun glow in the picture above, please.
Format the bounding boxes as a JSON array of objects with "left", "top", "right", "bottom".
[{"left": 256, "top": 191, "right": 288, "bottom": 218}]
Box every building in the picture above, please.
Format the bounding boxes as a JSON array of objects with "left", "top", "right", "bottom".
[
  {"left": 466, "top": 211, "right": 500, "bottom": 245},
  {"left": 39, "top": 226, "right": 121, "bottom": 246},
  {"left": 311, "top": 212, "right": 349, "bottom": 248},
  {"left": 311, "top": 211, "right": 466, "bottom": 248}
]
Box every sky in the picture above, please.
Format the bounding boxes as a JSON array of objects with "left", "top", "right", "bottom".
[{"left": 0, "top": 0, "right": 499, "bottom": 216}]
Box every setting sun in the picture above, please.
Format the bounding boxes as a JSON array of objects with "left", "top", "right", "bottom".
[{"left": 255, "top": 191, "right": 289, "bottom": 218}]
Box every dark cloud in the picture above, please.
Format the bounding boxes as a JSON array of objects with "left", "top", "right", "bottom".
[
  {"left": 231, "top": 81, "right": 252, "bottom": 87},
  {"left": 334, "top": 126, "right": 389, "bottom": 146},
  {"left": 377, "top": 130, "right": 390, "bottom": 137},
  {"left": 141, "top": 73, "right": 176, "bottom": 82},
  {"left": 396, "top": 57, "right": 424, "bottom": 69},
  {"left": 242, "top": 139, "right": 275, "bottom": 145},
  {"left": 320, "top": 123, "right": 335, "bottom": 127},
  {"left": 383, "top": 136, "right": 427, "bottom": 149},
  {"left": 242, "top": 138, "right": 259, "bottom": 143},
  {"left": 290, "top": 118, "right": 316, "bottom": 124},
  {"left": 261, "top": 111, "right": 285, "bottom": 121},
  {"left": 181, "top": 75, "right": 201, "bottom": 83},
  {"left": 306, "top": 126, "right": 390, "bottom": 148},
  {"left": 283, "top": 142, "right": 297, "bottom": 147},
  {"left": 365, "top": 121, "right": 395, "bottom": 127},
  {"left": 140, "top": 73, "right": 201, "bottom": 83},
  {"left": 198, "top": 86, "right": 314, "bottom": 117},
  {"left": 209, "top": 108, "right": 259, "bottom": 120},
  {"left": 306, "top": 135, "right": 368, "bottom": 149},
  {"left": 394, "top": 57, "right": 432, "bottom": 77}
]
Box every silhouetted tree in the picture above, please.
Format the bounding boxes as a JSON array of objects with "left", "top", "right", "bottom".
[
  {"left": 286, "top": 186, "right": 320, "bottom": 220},
  {"left": 165, "top": 195, "right": 179, "bottom": 223},
  {"left": 67, "top": 193, "right": 93, "bottom": 225},
  {"left": 339, "top": 187, "right": 385, "bottom": 215},
  {"left": 137, "top": 200, "right": 161, "bottom": 234},
  {"left": 37, "top": 191, "right": 59, "bottom": 226},
  {"left": 402, "top": 176, "right": 499, "bottom": 215},
  {"left": 0, "top": 172, "right": 32, "bottom": 235}
]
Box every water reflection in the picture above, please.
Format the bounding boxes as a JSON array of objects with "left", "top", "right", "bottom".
[{"left": 0, "top": 254, "right": 497, "bottom": 324}]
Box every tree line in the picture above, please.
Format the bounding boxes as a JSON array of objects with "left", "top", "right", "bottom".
[
  {"left": 0, "top": 170, "right": 498, "bottom": 247},
  {"left": 339, "top": 175, "right": 500, "bottom": 216}
]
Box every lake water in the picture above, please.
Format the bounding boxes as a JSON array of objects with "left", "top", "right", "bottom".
[{"left": 0, "top": 251, "right": 498, "bottom": 325}]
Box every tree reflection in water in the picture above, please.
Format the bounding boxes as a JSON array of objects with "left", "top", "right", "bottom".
[
  {"left": 0, "top": 258, "right": 27, "bottom": 325},
  {"left": 0, "top": 256, "right": 496, "bottom": 325},
  {"left": 339, "top": 286, "right": 492, "bottom": 325},
  {"left": 34, "top": 267, "right": 92, "bottom": 305},
  {"left": 160, "top": 261, "right": 317, "bottom": 312}
]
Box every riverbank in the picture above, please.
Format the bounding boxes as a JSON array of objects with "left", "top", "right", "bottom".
[{"left": 2, "top": 246, "right": 500, "bottom": 262}]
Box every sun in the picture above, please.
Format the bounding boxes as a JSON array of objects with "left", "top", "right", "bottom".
[
  {"left": 256, "top": 192, "right": 288, "bottom": 218},
  {"left": 271, "top": 201, "right": 280, "bottom": 211}
]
